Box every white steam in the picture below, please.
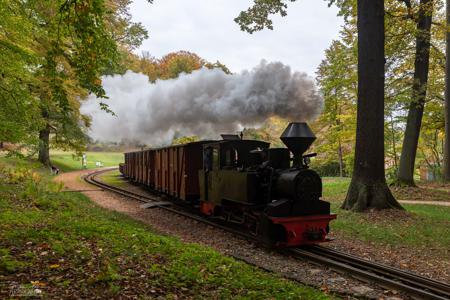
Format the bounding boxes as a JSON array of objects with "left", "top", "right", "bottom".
[{"left": 81, "top": 60, "right": 323, "bottom": 145}]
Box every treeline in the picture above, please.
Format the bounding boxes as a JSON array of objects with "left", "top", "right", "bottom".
[
  {"left": 127, "top": 50, "right": 231, "bottom": 81},
  {"left": 0, "top": 0, "right": 148, "bottom": 164},
  {"left": 313, "top": 0, "right": 447, "bottom": 185},
  {"left": 0, "top": 0, "right": 229, "bottom": 164},
  {"left": 235, "top": 0, "right": 450, "bottom": 210},
  {"left": 237, "top": 0, "right": 450, "bottom": 186}
]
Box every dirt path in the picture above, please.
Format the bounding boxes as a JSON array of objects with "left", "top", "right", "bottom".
[
  {"left": 399, "top": 200, "right": 450, "bottom": 206},
  {"left": 54, "top": 168, "right": 143, "bottom": 216}
]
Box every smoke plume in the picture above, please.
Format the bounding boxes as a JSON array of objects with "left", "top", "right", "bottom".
[{"left": 81, "top": 60, "right": 323, "bottom": 145}]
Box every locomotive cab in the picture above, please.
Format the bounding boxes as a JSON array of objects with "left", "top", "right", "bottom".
[{"left": 198, "top": 139, "right": 270, "bottom": 214}]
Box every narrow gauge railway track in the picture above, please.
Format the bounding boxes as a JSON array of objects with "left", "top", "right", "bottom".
[
  {"left": 84, "top": 168, "right": 450, "bottom": 300},
  {"left": 289, "top": 247, "right": 450, "bottom": 300},
  {"left": 83, "top": 168, "right": 256, "bottom": 241}
]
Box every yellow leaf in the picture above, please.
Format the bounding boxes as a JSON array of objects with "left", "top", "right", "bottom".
[
  {"left": 49, "top": 264, "right": 60, "bottom": 269},
  {"left": 31, "top": 281, "right": 47, "bottom": 287}
]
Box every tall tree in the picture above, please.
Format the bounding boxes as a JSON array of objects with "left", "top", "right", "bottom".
[
  {"left": 317, "top": 1, "right": 446, "bottom": 184},
  {"left": 0, "top": 0, "right": 148, "bottom": 165},
  {"left": 34, "top": 0, "right": 120, "bottom": 165},
  {"left": 342, "top": 0, "right": 402, "bottom": 210},
  {"left": 316, "top": 1, "right": 418, "bottom": 181},
  {"left": 31, "top": 0, "right": 148, "bottom": 166},
  {"left": 315, "top": 39, "right": 358, "bottom": 177},
  {"left": 397, "top": 0, "right": 434, "bottom": 185},
  {"left": 444, "top": 0, "right": 450, "bottom": 181}
]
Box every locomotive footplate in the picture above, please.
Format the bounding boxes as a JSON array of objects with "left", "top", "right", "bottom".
[{"left": 260, "top": 214, "right": 337, "bottom": 247}]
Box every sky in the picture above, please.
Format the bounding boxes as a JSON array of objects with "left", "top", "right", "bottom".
[{"left": 129, "top": 0, "right": 344, "bottom": 76}]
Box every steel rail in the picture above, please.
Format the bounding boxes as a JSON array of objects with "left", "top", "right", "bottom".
[
  {"left": 289, "top": 247, "right": 450, "bottom": 300},
  {"left": 84, "top": 168, "right": 450, "bottom": 300},
  {"left": 83, "top": 169, "right": 256, "bottom": 241},
  {"left": 309, "top": 246, "right": 450, "bottom": 296}
]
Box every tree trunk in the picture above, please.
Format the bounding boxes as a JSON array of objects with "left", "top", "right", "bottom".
[
  {"left": 444, "top": 0, "right": 450, "bottom": 181},
  {"left": 338, "top": 139, "right": 344, "bottom": 177},
  {"left": 336, "top": 99, "right": 344, "bottom": 177},
  {"left": 38, "top": 109, "right": 51, "bottom": 166},
  {"left": 38, "top": 125, "right": 50, "bottom": 166},
  {"left": 390, "top": 116, "right": 398, "bottom": 171},
  {"left": 397, "top": 0, "right": 433, "bottom": 186},
  {"left": 342, "top": 0, "right": 402, "bottom": 211}
]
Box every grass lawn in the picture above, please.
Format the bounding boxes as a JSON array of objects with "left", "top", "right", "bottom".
[
  {"left": 331, "top": 202, "right": 450, "bottom": 249},
  {"left": 0, "top": 158, "right": 330, "bottom": 299},
  {"left": 98, "top": 169, "right": 126, "bottom": 188},
  {"left": 322, "top": 177, "right": 351, "bottom": 199},
  {"left": 50, "top": 151, "right": 123, "bottom": 172},
  {"left": 323, "top": 177, "right": 450, "bottom": 249}
]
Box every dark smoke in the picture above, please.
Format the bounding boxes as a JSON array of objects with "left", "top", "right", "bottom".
[{"left": 81, "top": 60, "right": 323, "bottom": 145}]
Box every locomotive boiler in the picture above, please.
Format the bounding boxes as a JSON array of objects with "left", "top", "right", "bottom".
[{"left": 120, "top": 122, "right": 336, "bottom": 247}]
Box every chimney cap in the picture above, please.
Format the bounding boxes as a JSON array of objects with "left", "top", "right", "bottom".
[{"left": 280, "top": 122, "right": 316, "bottom": 157}]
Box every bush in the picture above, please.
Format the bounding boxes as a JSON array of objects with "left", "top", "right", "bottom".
[{"left": 312, "top": 161, "right": 345, "bottom": 177}]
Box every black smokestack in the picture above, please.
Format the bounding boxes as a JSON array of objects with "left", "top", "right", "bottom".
[{"left": 280, "top": 122, "right": 316, "bottom": 166}]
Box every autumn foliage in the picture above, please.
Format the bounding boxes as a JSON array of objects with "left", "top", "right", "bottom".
[{"left": 130, "top": 51, "right": 230, "bottom": 82}]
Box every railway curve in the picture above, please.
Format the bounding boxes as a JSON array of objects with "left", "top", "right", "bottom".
[{"left": 84, "top": 168, "right": 450, "bottom": 300}]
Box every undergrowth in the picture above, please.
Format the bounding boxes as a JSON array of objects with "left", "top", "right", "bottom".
[{"left": 0, "top": 160, "right": 330, "bottom": 299}]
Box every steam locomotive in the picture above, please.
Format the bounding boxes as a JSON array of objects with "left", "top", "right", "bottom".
[{"left": 119, "top": 122, "right": 336, "bottom": 247}]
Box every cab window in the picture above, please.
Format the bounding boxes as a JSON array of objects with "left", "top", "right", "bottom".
[{"left": 212, "top": 148, "right": 219, "bottom": 171}]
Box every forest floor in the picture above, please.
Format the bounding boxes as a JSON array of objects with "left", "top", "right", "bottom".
[
  {"left": 0, "top": 158, "right": 330, "bottom": 299},
  {"left": 322, "top": 177, "right": 450, "bottom": 283}
]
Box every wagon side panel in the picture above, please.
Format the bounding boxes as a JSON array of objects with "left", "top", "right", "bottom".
[{"left": 147, "top": 150, "right": 154, "bottom": 187}]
